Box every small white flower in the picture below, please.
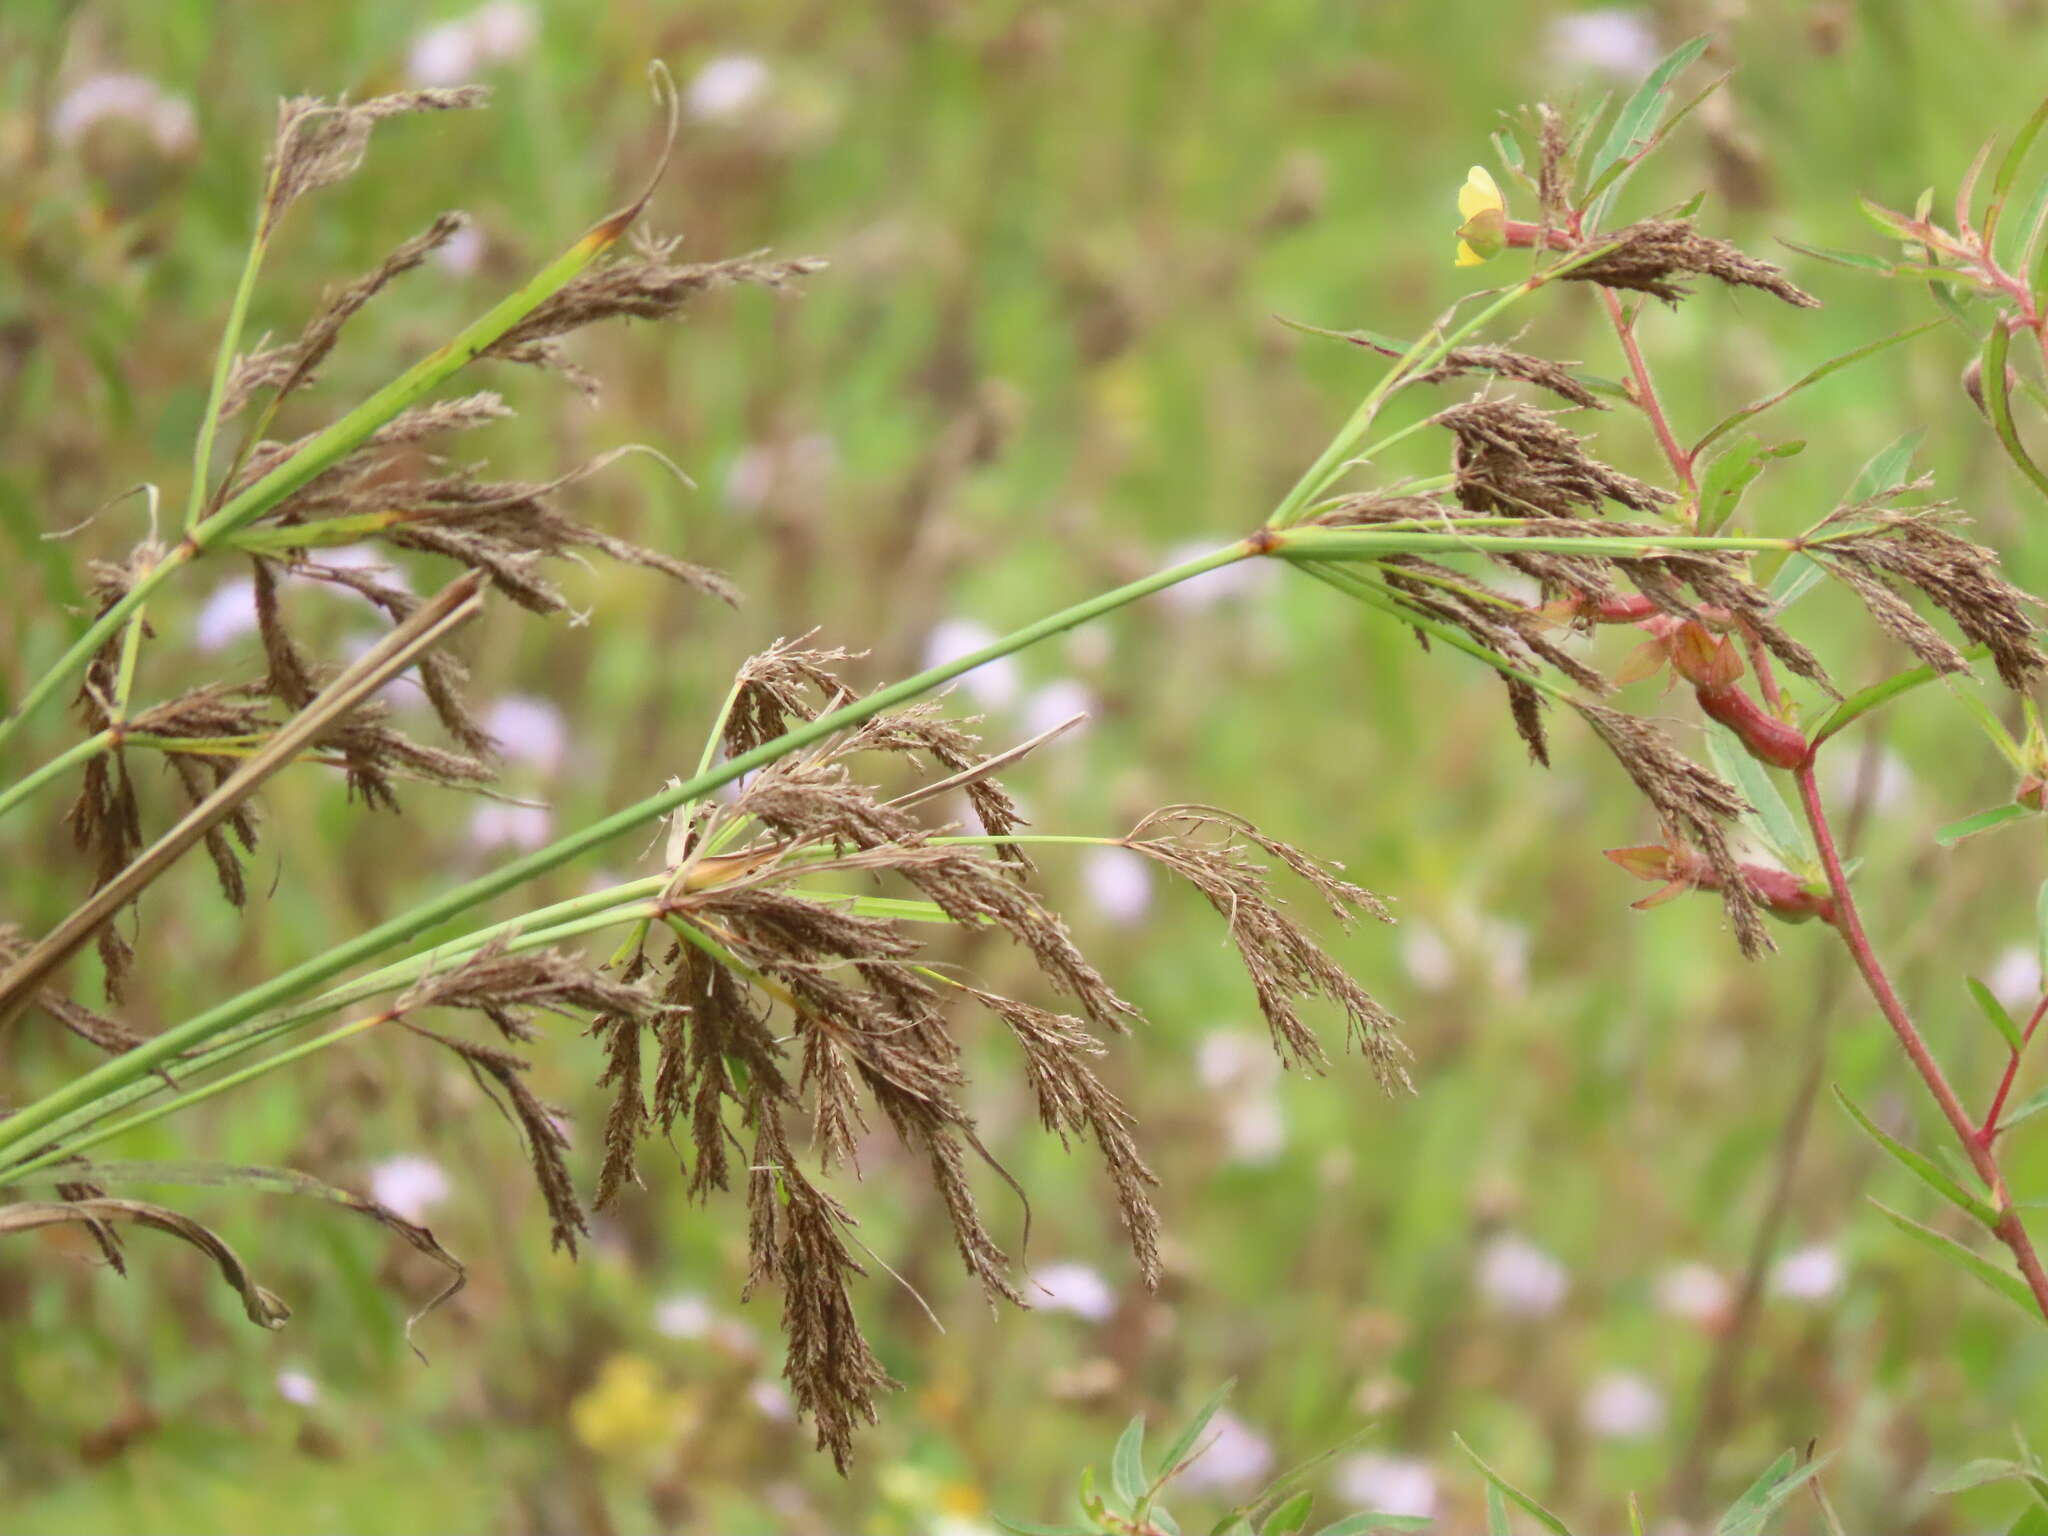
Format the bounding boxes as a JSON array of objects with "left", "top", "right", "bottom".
[
  {"left": 748, "top": 1378, "right": 795, "bottom": 1420},
  {"left": 407, "top": 20, "right": 480, "bottom": 87},
  {"left": 194, "top": 578, "right": 260, "bottom": 651},
  {"left": 468, "top": 802, "right": 553, "bottom": 851},
  {"left": 1157, "top": 538, "right": 1277, "bottom": 612},
  {"left": 1331, "top": 1453, "right": 1438, "bottom": 1519},
  {"left": 1173, "top": 1410, "right": 1274, "bottom": 1493},
  {"left": 1033, "top": 1260, "right": 1116, "bottom": 1321},
  {"left": 275, "top": 1368, "right": 320, "bottom": 1406},
  {"left": 51, "top": 74, "right": 198, "bottom": 156},
  {"left": 484, "top": 694, "right": 568, "bottom": 774},
  {"left": 1581, "top": 1371, "right": 1666, "bottom": 1440},
  {"left": 1196, "top": 1030, "right": 1276, "bottom": 1091},
  {"left": 435, "top": 220, "right": 487, "bottom": 277},
  {"left": 921, "top": 618, "right": 1020, "bottom": 710},
  {"left": 369, "top": 1155, "right": 450, "bottom": 1223},
  {"left": 1654, "top": 1262, "right": 1731, "bottom": 1326},
  {"left": 1222, "top": 1094, "right": 1287, "bottom": 1164},
  {"left": 1771, "top": 1242, "right": 1844, "bottom": 1302},
  {"left": 470, "top": 1, "right": 537, "bottom": 61},
  {"left": 1476, "top": 1233, "right": 1570, "bottom": 1317},
  {"left": 653, "top": 1292, "right": 715, "bottom": 1340},
  {"left": 1987, "top": 944, "right": 2042, "bottom": 1012},
  {"left": 1023, "top": 678, "right": 1095, "bottom": 742},
  {"left": 1545, "top": 9, "right": 1662, "bottom": 79},
  {"left": 686, "top": 55, "right": 771, "bottom": 121},
  {"left": 1081, "top": 845, "right": 1154, "bottom": 926},
  {"left": 1399, "top": 921, "right": 1454, "bottom": 992}
]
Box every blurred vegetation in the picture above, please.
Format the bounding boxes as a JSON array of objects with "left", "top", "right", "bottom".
[{"left": 5, "top": 1, "right": 2048, "bottom": 1532}]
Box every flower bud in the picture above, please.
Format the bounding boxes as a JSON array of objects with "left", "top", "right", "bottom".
[{"left": 1694, "top": 684, "right": 1809, "bottom": 769}]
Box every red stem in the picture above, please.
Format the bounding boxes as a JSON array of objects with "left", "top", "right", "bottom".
[
  {"left": 1600, "top": 286, "right": 1696, "bottom": 494},
  {"left": 1984, "top": 991, "right": 2048, "bottom": 1142},
  {"left": 1793, "top": 759, "right": 2048, "bottom": 1320}
]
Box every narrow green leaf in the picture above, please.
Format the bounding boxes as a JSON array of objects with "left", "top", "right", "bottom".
[
  {"left": 2003, "top": 1084, "right": 2048, "bottom": 1130},
  {"left": 1211, "top": 1521, "right": 1256, "bottom": 1536},
  {"left": 1578, "top": 68, "right": 1728, "bottom": 207},
  {"left": 1970, "top": 978, "right": 2029, "bottom": 1053},
  {"left": 1986, "top": 96, "right": 2048, "bottom": 247},
  {"left": 1834, "top": 1087, "right": 1999, "bottom": 1228},
  {"left": 1112, "top": 1416, "right": 1148, "bottom": 1511},
  {"left": 1491, "top": 127, "right": 1526, "bottom": 174},
  {"left": 1312, "top": 1518, "right": 1433, "bottom": 1535},
  {"left": 1808, "top": 646, "right": 1990, "bottom": 747},
  {"left": 995, "top": 1519, "right": 1096, "bottom": 1536},
  {"left": 1776, "top": 238, "right": 1900, "bottom": 273},
  {"left": 2012, "top": 1505, "right": 2048, "bottom": 1536},
  {"left": 1485, "top": 1486, "right": 1513, "bottom": 1536},
  {"left": 1263, "top": 1491, "right": 1316, "bottom": 1536},
  {"left": 1936, "top": 804, "right": 2035, "bottom": 847},
  {"left": 1456, "top": 1438, "right": 1573, "bottom": 1536},
  {"left": 1859, "top": 196, "right": 1924, "bottom": 241},
  {"left": 1768, "top": 553, "right": 1829, "bottom": 614},
  {"left": 1692, "top": 328, "right": 1940, "bottom": 458},
  {"left": 1154, "top": 1381, "right": 1237, "bottom": 1489},
  {"left": 1704, "top": 721, "right": 1815, "bottom": 870},
  {"left": 1983, "top": 323, "right": 2048, "bottom": 505},
  {"left": 1586, "top": 35, "right": 1711, "bottom": 193},
  {"left": 1869, "top": 1199, "right": 2042, "bottom": 1317},
  {"left": 1995, "top": 172, "right": 2048, "bottom": 275},
  {"left": 1847, "top": 427, "right": 1929, "bottom": 502},
  {"left": 1935, "top": 1458, "right": 2034, "bottom": 1494},
  {"left": 1157, "top": 1507, "right": 1184, "bottom": 1536},
  {"left": 1628, "top": 1495, "right": 1646, "bottom": 1536},
  {"left": 1695, "top": 435, "right": 1767, "bottom": 534},
  {"left": 1715, "top": 1455, "right": 1833, "bottom": 1536}
]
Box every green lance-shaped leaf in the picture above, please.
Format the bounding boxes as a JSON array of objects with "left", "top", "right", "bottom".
[
  {"left": 1111, "top": 1414, "right": 1148, "bottom": 1512},
  {"left": 1985, "top": 95, "right": 2048, "bottom": 249},
  {"left": 1714, "top": 1450, "right": 1833, "bottom": 1536},
  {"left": 1692, "top": 326, "right": 1939, "bottom": 460},
  {"left": 1869, "top": 1199, "right": 2043, "bottom": 1318},
  {"left": 1808, "top": 646, "right": 1991, "bottom": 748},
  {"left": 1834, "top": 1087, "right": 1999, "bottom": 1228},
  {"left": 1970, "top": 978, "right": 2030, "bottom": 1054},
  {"left": 1582, "top": 35, "right": 1711, "bottom": 215},
  {"left": 1696, "top": 435, "right": 1803, "bottom": 535},
  {"left": 1982, "top": 322, "right": 2048, "bottom": 504},
  {"left": 1263, "top": 1491, "right": 1317, "bottom": 1536},
  {"left": 1455, "top": 1437, "right": 1573, "bottom": 1536},
  {"left": 1153, "top": 1380, "right": 1237, "bottom": 1490},
  {"left": 1937, "top": 804, "right": 2037, "bottom": 847},
  {"left": 1705, "top": 720, "right": 1816, "bottom": 872},
  {"left": 1310, "top": 1517, "right": 1434, "bottom": 1535}
]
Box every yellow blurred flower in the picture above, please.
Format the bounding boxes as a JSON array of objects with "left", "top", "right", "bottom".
[
  {"left": 1455, "top": 164, "right": 1507, "bottom": 267},
  {"left": 569, "top": 1352, "right": 692, "bottom": 1462}
]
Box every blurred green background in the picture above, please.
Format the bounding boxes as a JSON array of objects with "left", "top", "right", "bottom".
[{"left": 5, "top": 1, "right": 2048, "bottom": 1531}]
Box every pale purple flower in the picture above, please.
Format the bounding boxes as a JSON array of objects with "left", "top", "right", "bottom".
[
  {"left": 1545, "top": 9, "right": 1662, "bottom": 79},
  {"left": 1988, "top": 944, "right": 2042, "bottom": 1013},
  {"left": 275, "top": 1368, "right": 320, "bottom": 1406},
  {"left": 1654, "top": 1262, "right": 1731, "bottom": 1327},
  {"left": 1331, "top": 1453, "right": 1438, "bottom": 1519},
  {"left": 435, "top": 220, "right": 487, "bottom": 276},
  {"left": 1771, "top": 1242, "right": 1844, "bottom": 1302},
  {"left": 1222, "top": 1095, "right": 1287, "bottom": 1164},
  {"left": 1196, "top": 1030, "right": 1277, "bottom": 1092},
  {"left": 1581, "top": 1371, "right": 1666, "bottom": 1440},
  {"left": 748, "top": 1378, "right": 795, "bottom": 1421},
  {"left": 1023, "top": 678, "right": 1095, "bottom": 742},
  {"left": 686, "top": 55, "right": 771, "bottom": 121},
  {"left": 194, "top": 578, "right": 260, "bottom": 651},
  {"left": 406, "top": 20, "right": 479, "bottom": 87},
  {"left": 921, "top": 618, "right": 1020, "bottom": 710},
  {"left": 1173, "top": 1410, "right": 1274, "bottom": 1493},
  {"left": 1032, "top": 1260, "right": 1116, "bottom": 1322},
  {"left": 470, "top": 1, "right": 537, "bottom": 61},
  {"left": 484, "top": 694, "right": 567, "bottom": 774},
  {"left": 1157, "top": 538, "right": 1277, "bottom": 612},
  {"left": 1477, "top": 1233, "right": 1569, "bottom": 1317},
  {"left": 654, "top": 1292, "right": 715, "bottom": 1340},
  {"left": 51, "top": 73, "right": 197, "bottom": 156},
  {"left": 369, "top": 1155, "right": 450, "bottom": 1223},
  {"left": 468, "top": 802, "right": 553, "bottom": 851},
  {"left": 1080, "top": 845, "right": 1153, "bottom": 926},
  {"left": 1399, "top": 921, "right": 1455, "bottom": 993}
]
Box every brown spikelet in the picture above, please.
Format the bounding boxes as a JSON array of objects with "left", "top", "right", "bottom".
[
  {"left": 1438, "top": 397, "right": 1675, "bottom": 518},
  {"left": 263, "top": 89, "right": 489, "bottom": 237},
  {"left": 591, "top": 1011, "right": 646, "bottom": 1210},
  {"left": 1125, "top": 809, "right": 1406, "bottom": 1085},
  {"left": 1809, "top": 500, "right": 2047, "bottom": 692},
  {"left": 722, "top": 634, "right": 860, "bottom": 756},
  {"left": 1414, "top": 344, "right": 1606, "bottom": 410},
  {"left": 1567, "top": 218, "right": 1821, "bottom": 309},
  {"left": 1570, "top": 700, "right": 1770, "bottom": 957}
]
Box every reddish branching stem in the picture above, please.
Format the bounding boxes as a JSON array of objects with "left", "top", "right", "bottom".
[
  {"left": 1601, "top": 285, "right": 1696, "bottom": 494},
  {"left": 1983, "top": 991, "right": 2048, "bottom": 1144}
]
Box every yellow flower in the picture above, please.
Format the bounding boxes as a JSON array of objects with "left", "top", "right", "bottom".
[
  {"left": 569, "top": 1352, "right": 692, "bottom": 1461},
  {"left": 1455, "top": 164, "right": 1507, "bottom": 267}
]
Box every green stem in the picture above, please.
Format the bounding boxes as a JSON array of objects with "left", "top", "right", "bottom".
[
  {"left": 184, "top": 198, "right": 275, "bottom": 532},
  {"left": 0, "top": 541, "right": 1257, "bottom": 1159},
  {"left": 0, "top": 203, "right": 638, "bottom": 758},
  {"left": 0, "top": 729, "right": 114, "bottom": 825},
  {"left": 1273, "top": 527, "right": 1797, "bottom": 559}
]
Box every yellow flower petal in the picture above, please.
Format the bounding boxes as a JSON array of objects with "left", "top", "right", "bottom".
[
  {"left": 1455, "top": 239, "right": 1486, "bottom": 267},
  {"left": 1458, "top": 164, "right": 1503, "bottom": 222}
]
